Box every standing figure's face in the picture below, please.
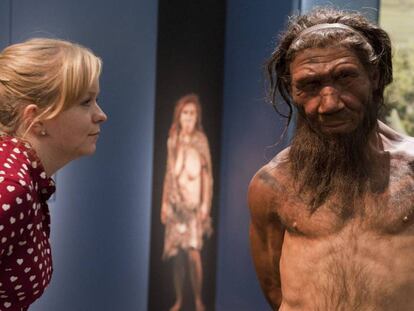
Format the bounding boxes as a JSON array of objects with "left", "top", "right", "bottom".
[
  {"left": 290, "top": 46, "right": 377, "bottom": 135},
  {"left": 43, "top": 79, "right": 107, "bottom": 161},
  {"left": 180, "top": 102, "right": 197, "bottom": 134}
]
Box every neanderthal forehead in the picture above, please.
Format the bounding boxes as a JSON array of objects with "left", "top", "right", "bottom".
[
  {"left": 289, "top": 23, "right": 372, "bottom": 51},
  {"left": 290, "top": 48, "right": 364, "bottom": 76}
]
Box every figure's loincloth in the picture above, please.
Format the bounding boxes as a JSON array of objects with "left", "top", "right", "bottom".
[{"left": 162, "top": 202, "right": 212, "bottom": 259}]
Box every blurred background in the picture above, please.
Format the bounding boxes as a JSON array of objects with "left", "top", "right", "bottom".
[{"left": 4, "top": 0, "right": 408, "bottom": 310}]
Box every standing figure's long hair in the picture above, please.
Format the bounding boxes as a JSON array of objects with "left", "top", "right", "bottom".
[{"left": 169, "top": 93, "right": 204, "bottom": 137}]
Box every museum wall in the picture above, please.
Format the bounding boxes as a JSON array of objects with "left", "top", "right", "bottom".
[
  {"left": 215, "top": 1, "right": 292, "bottom": 310},
  {"left": 0, "top": 0, "right": 158, "bottom": 310},
  {"left": 0, "top": 2, "right": 10, "bottom": 49}
]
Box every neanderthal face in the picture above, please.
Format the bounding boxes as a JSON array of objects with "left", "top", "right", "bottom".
[
  {"left": 179, "top": 102, "right": 197, "bottom": 134},
  {"left": 290, "top": 46, "right": 377, "bottom": 136}
]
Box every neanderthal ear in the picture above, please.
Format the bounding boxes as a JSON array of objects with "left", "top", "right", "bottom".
[
  {"left": 21, "top": 104, "right": 45, "bottom": 136},
  {"left": 371, "top": 69, "right": 380, "bottom": 90}
]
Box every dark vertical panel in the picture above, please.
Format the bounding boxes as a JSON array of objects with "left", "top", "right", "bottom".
[
  {"left": 0, "top": 0, "right": 10, "bottom": 49},
  {"left": 148, "top": 1, "right": 225, "bottom": 311},
  {"left": 11, "top": 0, "right": 158, "bottom": 310},
  {"left": 216, "top": 1, "right": 292, "bottom": 310}
]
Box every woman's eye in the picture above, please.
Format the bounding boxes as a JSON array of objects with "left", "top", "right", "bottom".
[
  {"left": 81, "top": 99, "right": 91, "bottom": 106},
  {"left": 81, "top": 98, "right": 97, "bottom": 106}
]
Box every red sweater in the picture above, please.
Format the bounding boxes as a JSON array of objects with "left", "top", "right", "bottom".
[{"left": 0, "top": 136, "right": 55, "bottom": 310}]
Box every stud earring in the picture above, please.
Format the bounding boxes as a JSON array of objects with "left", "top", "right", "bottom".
[{"left": 40, "top": 130, "right": 47, "bottom": 136}]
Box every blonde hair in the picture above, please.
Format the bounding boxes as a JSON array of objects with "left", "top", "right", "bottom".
[{"left": 0, "top": 38, "right": 102, "bottom": 135}]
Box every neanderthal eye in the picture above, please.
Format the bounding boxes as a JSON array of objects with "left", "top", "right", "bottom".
[
  {"left": 296, "top": 80, "right": 321, "bottom": 92},
  {"left": 335, "top": 70, "right": 359, "bottom": 81}
]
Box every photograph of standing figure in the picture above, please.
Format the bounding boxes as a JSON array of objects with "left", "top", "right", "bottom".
[{"left": 160, "top": 94, "right": 213, "bottom": 311}]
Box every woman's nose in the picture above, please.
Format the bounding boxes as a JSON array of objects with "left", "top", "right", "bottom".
[{"left": 94, "top": 104, "right": 108, "bottom": 123}]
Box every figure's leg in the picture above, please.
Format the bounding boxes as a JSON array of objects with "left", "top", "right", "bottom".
[
  {"left": 170, "top": 252, "right": 185, "bottom": 311},
  {"left": 188, "top": 249, "right": 205, "bottom": 311}
]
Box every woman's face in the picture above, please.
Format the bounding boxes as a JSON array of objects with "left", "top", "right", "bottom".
[
  {"left": 179, "top": 102, "right": 197, "bottom": 133},
  {"left": 42, "top": 79, "right": 107, "bottom": 161}
]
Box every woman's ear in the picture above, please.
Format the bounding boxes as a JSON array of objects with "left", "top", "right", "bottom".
[{"left": 21, "top": 104, "right": 46, "bottom": 136}]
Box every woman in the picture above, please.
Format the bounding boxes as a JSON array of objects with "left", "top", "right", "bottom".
[
  {"left": 161, "top": 94, "right": 213, "bottom": 311},
  {"left": 0, "top": 38, "right": 107, "bottom": 310}
]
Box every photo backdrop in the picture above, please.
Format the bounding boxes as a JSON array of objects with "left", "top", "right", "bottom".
[{"left": 147, "top": 1, "right": 225, "bottom": 310}]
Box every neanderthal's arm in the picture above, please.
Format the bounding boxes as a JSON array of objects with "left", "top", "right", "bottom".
[{"left": 248, "top": 168, "right": 285, "bottom": 310}]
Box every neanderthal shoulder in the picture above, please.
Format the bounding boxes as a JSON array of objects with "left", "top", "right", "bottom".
[
  {"left": 378, "top": 121, "right": 414, "bottom": 159},
  {"left": 252, "top": 147, "right": 291, "bottom": 189},
  {"left": 392, "top": 140, "right": 414, "bottom": 177},
  {"left": 384, "top": 135, "right": 414, "bottom": 171},
  {"left": 248, "top": 148, "right": 292, "bottom": 218}
]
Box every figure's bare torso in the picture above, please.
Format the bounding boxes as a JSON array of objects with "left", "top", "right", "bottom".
[
  {"left": 264, "top": 141, "right": 414, "bottom": 311},
  {"left": 175, "top": 142, "right": 202, "bottom": 206}
]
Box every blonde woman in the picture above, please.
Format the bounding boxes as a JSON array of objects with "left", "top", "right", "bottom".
[
  {"left": 0, "top": 38, "right": 107, "bottom": 310},
  {"left": 161, "top": 94, "right": 213, "bottom": 311}
]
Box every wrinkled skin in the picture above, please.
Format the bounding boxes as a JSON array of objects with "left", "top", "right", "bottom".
[{"left": 249, "top": 47, "right": 414, "bottom": 311}]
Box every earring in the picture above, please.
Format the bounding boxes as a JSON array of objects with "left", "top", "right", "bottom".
[{"left": 40, "top": 130, "right": 47, "bottom": 136}]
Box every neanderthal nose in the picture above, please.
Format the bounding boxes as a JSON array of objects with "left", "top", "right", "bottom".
[{"left": 318, "top": 86, "right": 343, "bottom": 114}]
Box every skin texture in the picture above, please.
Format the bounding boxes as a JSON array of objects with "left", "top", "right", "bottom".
[
  {"left": 23, "top": 79, "right": 107, "bottom": 176},
  {"left": 43, "top": 82, "right": 105, "bottom": 158},
  {"left": 290, "top": 47, "right": 376, "bottom": 135},
  {"left": 180, "top": 103, "right": 198, "bottom": 135},
  {"left": 249, "top": 47, "right": 414, "bottom": 310}
]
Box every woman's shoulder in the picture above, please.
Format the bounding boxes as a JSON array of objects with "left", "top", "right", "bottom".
[
  {"left": 0, "top": 141, "right": 33, "bottom": 208},
  {"left": 0, "top": 136, "right": 36, "bottom": 185}
]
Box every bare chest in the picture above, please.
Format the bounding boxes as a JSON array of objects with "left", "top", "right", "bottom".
[
  {"left": 175, "top": 146, "right": 202, "bottom": 179},
  {"left": 274, "top": 161, "right": 414, "bottom": 237}
]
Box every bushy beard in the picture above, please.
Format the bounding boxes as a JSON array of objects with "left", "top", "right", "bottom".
[{"left": 289, "top": 103, "right": 377, "bottom": 214}]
